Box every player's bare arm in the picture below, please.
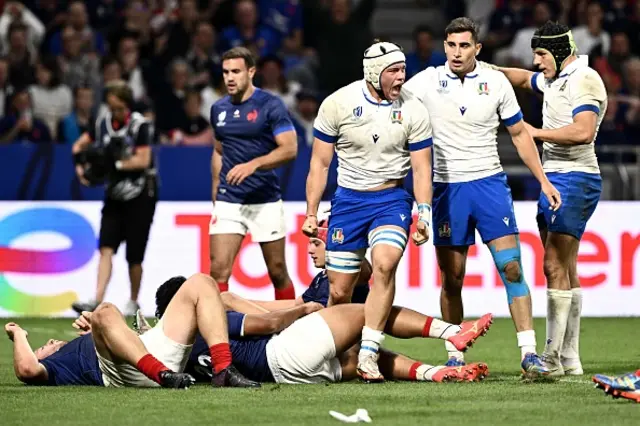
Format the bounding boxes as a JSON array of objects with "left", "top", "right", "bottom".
[
  {"left": 116, "top": 123, "right": 154, "bottom": 171},
  {"left": 211, "top": 138, "right": 223, "bottom": 203},
  {"left": 5, "top": 322, "right": 48, "bottom": 383},
  {"left": 226, "top": 129, "right": 297, "bottom": 186},
  {"left": 241, "top": 302, "right": 323, "bottom": 335},
  {"left": 496, "top": 66, "right": 535, "bottom": 91},
  {"left": 525, "top": 111, "right": 598, "bottom": 146},
  {"left": 410, "top": 146, "right": 433, "bottom": 245},
  {"left": 302, "top": 138, "right": 334, "bottom": 236},
  {"left": 507, "top": 120, "right": 561, "bottom": 210}
]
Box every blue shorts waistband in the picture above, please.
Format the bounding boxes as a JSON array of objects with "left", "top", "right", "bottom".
[{"left": 335, "top": 185, "right": 406, "bottom": 199}]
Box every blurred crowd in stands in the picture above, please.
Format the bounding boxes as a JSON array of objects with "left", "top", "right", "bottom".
[{"left": 0, "top": 0, "right": 637, "bottom": 151}]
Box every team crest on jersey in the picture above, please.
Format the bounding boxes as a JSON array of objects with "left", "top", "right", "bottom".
[
  {"left": 438, "top": 222, "right": 451, "bottom": 238},
  {"left": 331, "top": 228, "right": 344, "bottom": 244},
  {"left": 353, "top": 106, "right": 363, "bottom": 119},
  {"left": 216, "top": 111, "right": 226, "bottom": 127},
  {"left": 247, "top": 109, "right": 259, "bottom": 122},
  {"left": 391, "top": 109, "right": 403, "bottom": 123},
  {"left": 478, "top": 82, "right": 489, "bottom": 95}
]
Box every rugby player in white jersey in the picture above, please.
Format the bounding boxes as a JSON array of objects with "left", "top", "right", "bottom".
[
  {"left": 404, "top": 18, "right": 561, "bottom": 377},
  {"left": 489, "top": 21, "right": 607, "bottom": 375},
  {"left": 302, "top": 41, "right": 434, "bottom": 382}
]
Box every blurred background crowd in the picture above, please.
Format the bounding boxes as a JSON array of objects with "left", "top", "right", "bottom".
[{"left": 0, "top": 0, "right": 638, "bottom": 199}]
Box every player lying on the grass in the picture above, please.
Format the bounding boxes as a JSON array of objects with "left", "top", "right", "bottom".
[
  {"left": 137, "top": 276, "right": 494, "bottom": 384},
  {"left": 592, "top": 370, "right": 640, "bottom": 403},
  {"left": 4, "top": 273, "right": 259, "bottom": 388},
  {"left": 220, "top": 219, "right": 370, "bottom": 314}
]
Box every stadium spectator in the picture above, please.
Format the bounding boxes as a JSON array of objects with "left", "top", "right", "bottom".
[
  {"left": 57, "top": 85, "right": 94, "bottom": 144},
  {"left": 85, "top": 0, "right": 127, "bottom": 33},
  {"left": 218, "top": 0, "right": 280, "bottom": 59},
  {"left": 0, "top": 1, "right": 45, "bottom": 55},
  {"left": 258, "top": 0, "right": 304, "bottom": 56},
  {"left": 116, "top": 36, "right": 147, "bottom": 102},
  {"left": 572, "top": 1, "right": 610, "bottom": 56},
  {"left": 185, "top": 21, "right": 220, "bottom": 92},
  {"left": 405, "top": 25, "right": 446, "bottom": 79},
  {"left": 153, "top": 58, "right": 190, "bottom": 137},
  {"left": 49, "top": 1, "right": 105, "bottom": 56},
  {"left": 593, "top": 31, "right": 632, "bottom": 94},
  {"left": 29, "top": 56, "right": 72, "bottom": 139},
  {"left": 289, "top": 88, "right": 318, "bottom": 148},
  {"left": 482, "top": 0, "right": 529, "bottom": 62},
  {"left": 107, "top": 0, "right": 154, "bottom": 62},
  {"left": 506, "top": 1, "right": 553, "bottom": 68},
  {"left": 0, "top": 56, "right": 14, "bottom": 117},
  {"left": 5, "top": 21, "right": 36, "bottom": 88},
  {"left": 164, "top": 0, "right": 200, "bottom": 61},
  {"left": 256, "top": 54, "right": 300, "bottom": 110},
  {"left": 0, "top": 87, "right": 52, "bottom": 144},
  {"left": 166, "top": 89, "right": 212, "bottom": 145},
  {"left": 57, "top": 25, "right": 101, "bottom": 91},
  {"left": 602, "top": 0, "right": 633, "bottom": 33},
  {"left": 310, "top": 0, "right": 376, "bottom": 94}
]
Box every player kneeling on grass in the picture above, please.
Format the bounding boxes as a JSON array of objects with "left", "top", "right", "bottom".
[
  {"left": 221, "top": 219, "right": 371, "bottom": 313},
  {"left": 5, "top": 273, "right": 259, "bottom": 389},
  {"left": 143, "top": 276, "right": 494, "bottom": 385},
  {"left": 593, "top": 370, "right": 640, "bottom": 403}
]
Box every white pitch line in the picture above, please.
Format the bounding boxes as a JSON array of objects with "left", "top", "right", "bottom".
[{"left": 486, "top": 376, "right": 592, "bottom": 384}]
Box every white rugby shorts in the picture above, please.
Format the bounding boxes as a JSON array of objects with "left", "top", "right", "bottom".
[
  {"left": 209, "top": 200, "right": 286, "bottom": 243},
  {"left": 266, "top": 312, "right": 342, "bottom": 384},
  {"left": 97, "top": 319, "right": 193, "bottom": 387}
]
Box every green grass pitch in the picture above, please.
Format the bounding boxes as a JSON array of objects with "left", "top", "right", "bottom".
[{"left": 1, "top": 317, "right": 638, "bottom": 425}]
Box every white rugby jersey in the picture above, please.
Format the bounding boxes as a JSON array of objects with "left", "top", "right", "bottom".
[
  {"left": 313, "top": 80, "right": 433, "bottom": 190},
  {"left": 530, "top": 55, "right": 606, "bottom": 174},
  {"left": 404, "top": 62, "right": 523, "bottom": 183}
]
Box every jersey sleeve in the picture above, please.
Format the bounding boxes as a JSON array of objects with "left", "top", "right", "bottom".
[
  {"left": 313, "top": 95, "right": 339, "bottom": 143},
  {"left": 568, "top": 70, "right": 606, "bottom": 118},
  {"left": 530, "top": 72, "right": 545, "bottom": 95},
  {"left": 267, "top": 97, "right": 295, "bottom": 137},
  {"left": 226, "top": 311, "right": 246, "bottom": 338},
  {"left": 498, "top": 74, "right": 524, "bottom": 127},
  {"left": 407, "top": 101, "right": 433, "bottom": 151}
]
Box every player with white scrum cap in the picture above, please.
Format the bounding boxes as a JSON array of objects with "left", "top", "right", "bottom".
[{"left": 302, "top": 40, "right": 434, "bottom": 382}]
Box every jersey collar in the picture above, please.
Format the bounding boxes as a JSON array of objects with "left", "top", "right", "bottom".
[
  {"left": 444, "top": 61, "right": 479, "bottom": 80},
  {"left": 558, "top": 55, "right": 588, "bottom": 78},
  {"left": 361, "top": 80, "right": 392, "bottom": 106}
]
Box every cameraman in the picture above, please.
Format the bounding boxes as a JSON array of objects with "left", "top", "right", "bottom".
[{"left": 71, "top": 80, "right": 157, "bottom": 316}]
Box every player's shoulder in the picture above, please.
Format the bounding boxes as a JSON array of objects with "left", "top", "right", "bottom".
[
  {"left": 573, "top": 65, "right": 605, "bottom": 85},
  {"left": 253, "top": 88, "right": 284, "bottom": 107},
  {"left": 400, "top": 90, "right": 429, "bottom": 114},
  {"left": 476, "top": 67, "right": 511, "bottom": 87}
]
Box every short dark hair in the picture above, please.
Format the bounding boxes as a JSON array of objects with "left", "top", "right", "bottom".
[
  {"left": 104, "top": 80, "right": 134, "bottom": 107},
  {"left": 445, "top": 17, "right": 480, "bottom": 43},
  {"left": 222, "top": 47, "right": 256, "bottom": 69},
  {"left": 37, "top": 56, "right": 62, "bottom": 88},
  {"left": 155, "top": 276, "right": 187, "bottom": 319},
  {"left": 535, "top": 20, "right": 570, "bottom": 37}
]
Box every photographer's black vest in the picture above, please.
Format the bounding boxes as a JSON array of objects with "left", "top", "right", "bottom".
[{"left": 94, "top": 111, "right": 156, "bottom": 201}]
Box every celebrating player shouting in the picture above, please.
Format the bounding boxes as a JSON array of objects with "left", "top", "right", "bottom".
[
  {"left": 303, "top": 41, "right": 434, "bottom": 382},
  {"left": 404, "top": 18, "right": 561, "bottom": 376}
]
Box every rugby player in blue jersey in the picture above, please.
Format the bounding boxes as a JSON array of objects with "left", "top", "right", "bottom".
[
  {"left": 5, "top": 274, "right": 259, "bottom": 388},
  {"left": 209, "top": 46, "right": 298, "bottom": 300}
]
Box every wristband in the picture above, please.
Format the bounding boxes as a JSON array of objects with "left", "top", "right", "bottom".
[
  {"left": 73, "top": 152, "right": 84, "bottom": 165},
  {"left": 417, "top": 203, "right": 431, "bottom": 228},
  {"left": 115, "top": 160, "right": 123, "bottom": 170}
]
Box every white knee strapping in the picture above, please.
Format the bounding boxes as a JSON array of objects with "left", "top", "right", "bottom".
[
  {"left": 368, "top": 228, "right": 408, "bottom": 252},
  {"left": 325, "top": 250, "right": 366, "bottom": 274}
]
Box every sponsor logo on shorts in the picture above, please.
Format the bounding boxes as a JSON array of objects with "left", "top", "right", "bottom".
[
  {"left": 210, "top": 215, "right": 217, "bottom": 225},
  {"left": 502, "top": 217, "right": 510, "bottom": 226},
  {"left": 438, "top": 222, "right": 451, "bottom": 238},
  {"left": 331, "top": 228, "right": 344, "bottom": 244},
  {"left": 551, "top": 214, "right": 557, "bottom": 224}
]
